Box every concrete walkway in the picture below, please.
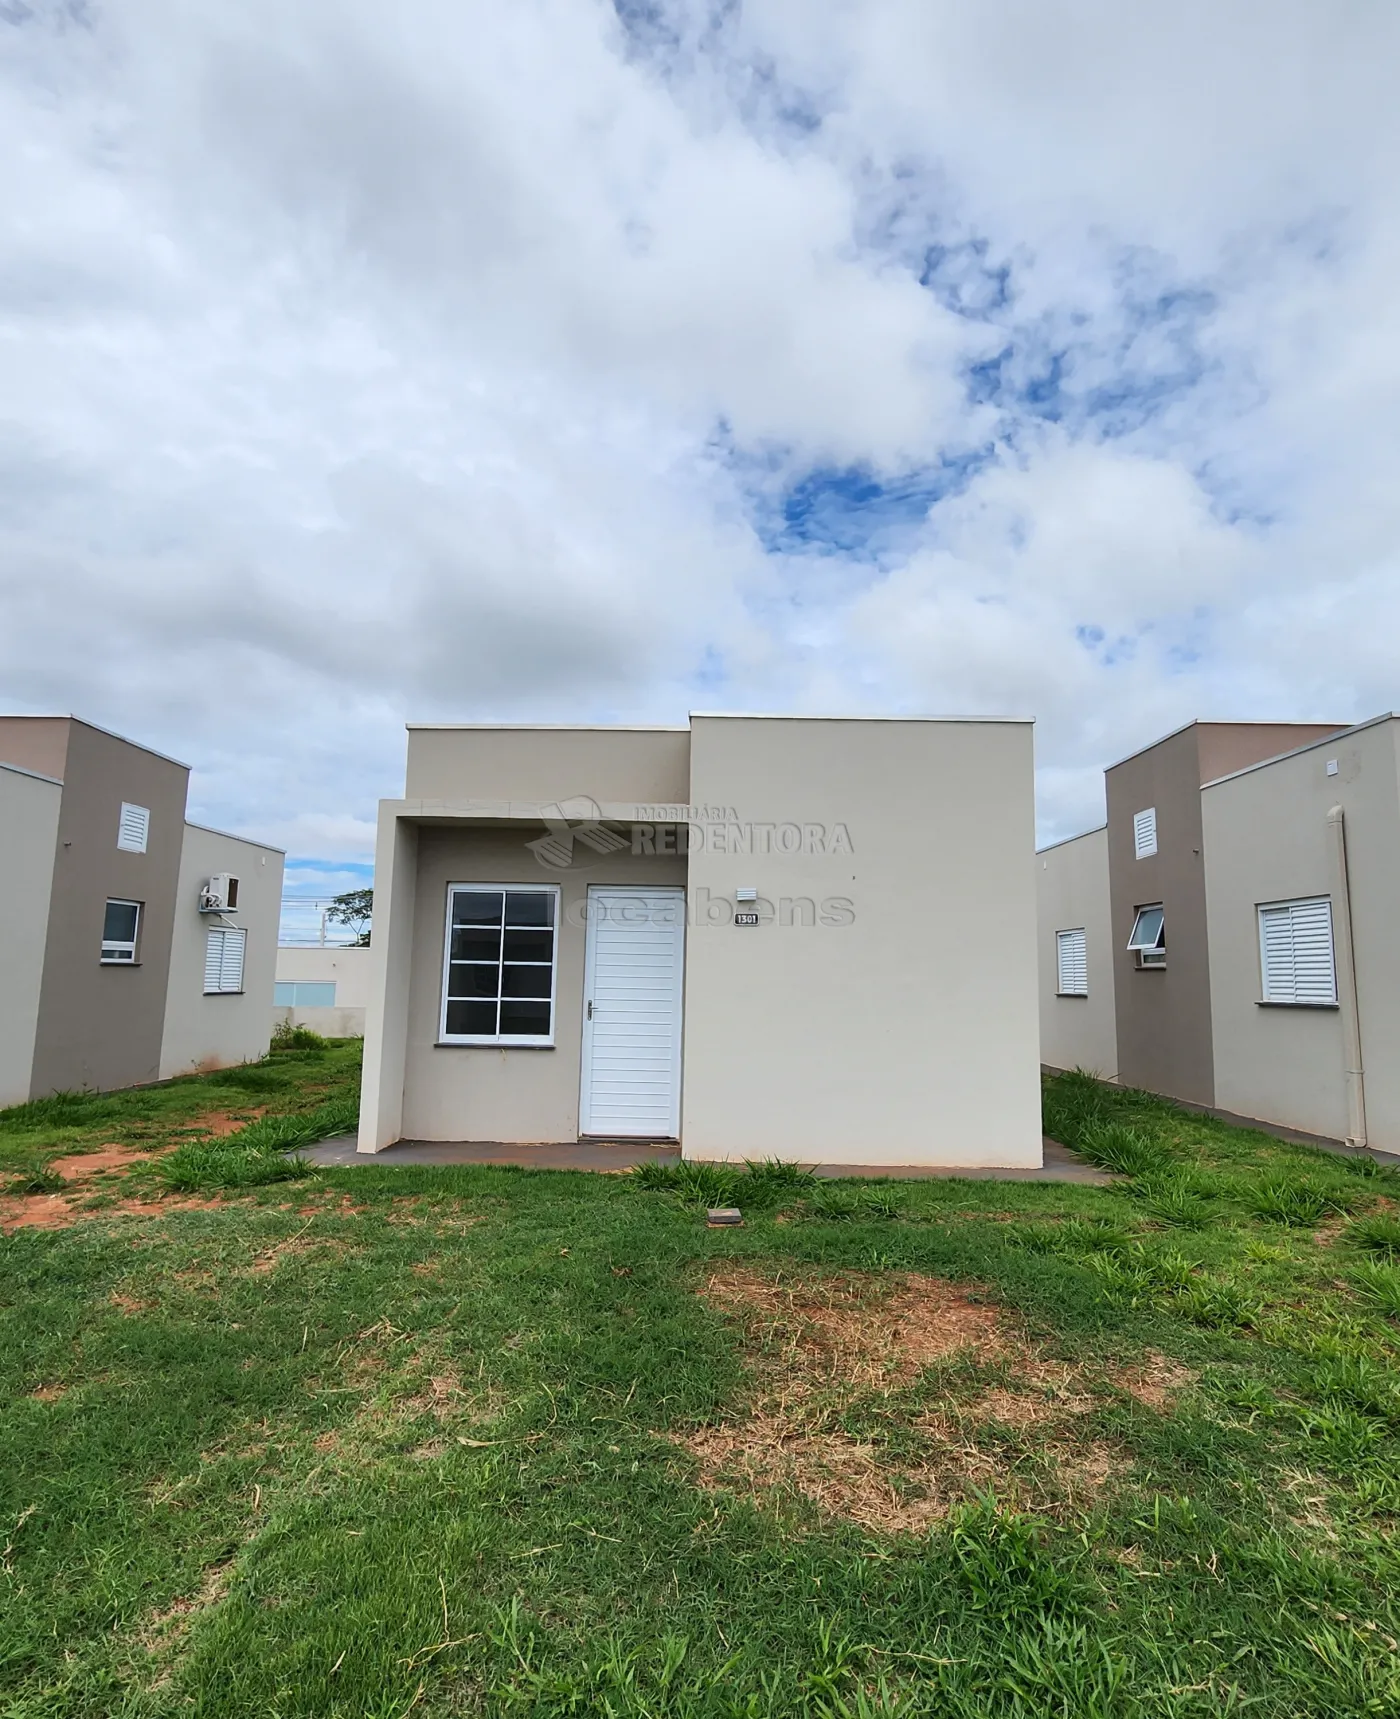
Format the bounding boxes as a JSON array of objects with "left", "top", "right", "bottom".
[{"left": 298, "top": 1134, "right": 1111, "bottom": 1183}]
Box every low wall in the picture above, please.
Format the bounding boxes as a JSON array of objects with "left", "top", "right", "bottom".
[{"left": 273, "top": 1004, "right": 366, "bottom": 1040}]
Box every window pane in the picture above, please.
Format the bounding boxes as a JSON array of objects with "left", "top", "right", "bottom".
[
  {"left": 500, "top": 999, "right": 550, "bottom": 1035},
  {"left": 503, "top": 928, "right": 553, "bottom": 962},
  {"left": 449, "top": 962, "right": 500, "bottom": 999},
  {"left": 101, "top": 946, "right": 135, "bottom": 962},
  {"left": 446, "top": 999, "right": 497, "bottom": 1036},
  {"left": 502, "top": 963, "right": 552, "bottom": 999},
  {"left": 104, "top": 900, "right": 139, "bottom": 942},
  {"left": 1128, "top": 906, "right": 1164, "bottom": 950},
  {"left": 452, "top": 926, "right": 501, "bottom": 962},
  {"left": 274, "top": 982, "right": 296, "bottom": 1004},
  {"left": 505, "top": 891, "right": 554, "bottom": 927},
  {"left": 452, "top": 890, "right": 503, "bottom": 926}
]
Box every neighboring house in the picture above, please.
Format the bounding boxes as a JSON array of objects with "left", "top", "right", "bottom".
[
  {"left": 359, "top": 714, "right": 1043, "bottom": 1166},
  {"left": 1034, "top": 717, "right": 1400, "bottom": 1150},
  {"left": 1036, "top": 826, "right": 1116, "bottom": 1081},
  {"left": 0, "top": 716, "right": 284, "bottom": 1106},
  {"left": 274, "top": 945, "right": 371, "bottom": 1038},
  {"left": 1201, "top": 716, "right": 1400, "bottom": 1151}
]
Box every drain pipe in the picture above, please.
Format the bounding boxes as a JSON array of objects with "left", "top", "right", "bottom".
[{"left": 1326, "top": 805, "right": 1367, "bottom": 1149}]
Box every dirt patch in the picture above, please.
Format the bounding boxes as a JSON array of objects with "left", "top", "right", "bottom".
[
  {"left": 697, "top": 1264, "right": 1004, "bottom": 1390},
  {"left": 49, "top": 1146, "right": 155, "bottom": 1181},
  {"left": 29, "top": 1383, "right": 67, "bottom": 1403},
  {"left": 1109, "top": 1352, "right": 1197, "bottom": 1412},
  {"left": 671, "top": 1265, "right": 1132, "bottom": 1533},
  {"left": 194, "top": 1110, "right": 266, "bottom": 1139},
  {"left": 0, "top": 1190, "right": 232, "bottom": 1233}
]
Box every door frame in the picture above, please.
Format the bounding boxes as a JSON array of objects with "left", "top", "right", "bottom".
[{"left": 578, "top": 885, "right": 686, "bottom": 1140}]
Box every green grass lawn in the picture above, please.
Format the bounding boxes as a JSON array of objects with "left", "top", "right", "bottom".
[{"left": 4, "top": 1058, "right": 1400, "bottom": 1717}]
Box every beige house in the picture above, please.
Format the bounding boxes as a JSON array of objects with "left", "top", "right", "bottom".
[
  {"left": 359, "top": 715, "right": 1043, "bottom": 1166},
  {"left": 1036, "top": 825, "right": 1117, "bottom": 1081},
  {"left": 274, "top": 944, "right": 371, "bottom": 1038},
  {"left": 1036, "top": 717, "right": 1400, "bottom": 1153},
  {"left": 0, "top": 716, "right": 284, "bottom": 1106}
]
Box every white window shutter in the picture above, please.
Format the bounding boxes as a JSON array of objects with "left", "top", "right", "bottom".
[
  {"left": 220, "top": 928, "right": 246, "bottom": 993},
  {"left": 1133, "top": 807, "right": 1157, "bottom": 860},
  {"left": 118, "top": 803, "right": 151, "bottom": 854},
  {"left": 1259, "top": 898, "right": 1335, "bottom": 1004},
  {"left": 204, "top": 930, "right": 225, "bottom": 992},
  {"left": 1057, "top": 929, "right": 1088, "bottom": 995}
]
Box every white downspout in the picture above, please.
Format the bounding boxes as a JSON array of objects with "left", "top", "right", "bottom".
[{"left": 1326, "top": 805, "right": 1367, "bottom": 1149}]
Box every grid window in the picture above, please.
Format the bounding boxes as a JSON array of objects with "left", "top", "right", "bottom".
[
  {"left": 441, "top": 885, "right": 558, "bottom": 1043},
  {"left": 1056, "top": 928, "right": 1088, "bottom": 996},
  {"left": 101, "top": 899, "right": 141, "bottom": 962},
  {"left": 1259, "top": 897, "right": 1336, "bottom": 1005}
]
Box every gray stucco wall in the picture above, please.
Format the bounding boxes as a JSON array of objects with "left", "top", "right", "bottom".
[
  {"left": 1037, "top": 826, "right": 1117, "bottom": 1079},
  {"left": 29, "top": 721, "right": 190, "bottom": 1096},
  {"left": 1106, "top": 726, "right": 1215, "bottom": 1106},
  {"left": 159, "top": 824, "right": 284, "bottom": 1078},
  {"left": 0, "top": 765, "right": 62, "bottom": 1106}
]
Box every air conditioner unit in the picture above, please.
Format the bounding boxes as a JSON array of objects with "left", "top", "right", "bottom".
[{"left": 199, "top": 874, "right": 240, "bottom": 913}]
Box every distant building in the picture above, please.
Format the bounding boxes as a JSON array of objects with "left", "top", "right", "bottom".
[
  {"left": 274, "top": 944, "right": 371, "bottom": 1038},
  {"left": 0, "top": 716, "right": 283, "bottom": 1106}
]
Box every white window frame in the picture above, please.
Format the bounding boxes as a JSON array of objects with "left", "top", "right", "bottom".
[
  {"left": 1133, "top": 806, "right": 1157, "bottom": 860},
  {"left": 117, "top": 803, "right": 151, "bottom": 854},
  {"left": 439, "top": 883, "right": 560, "bottom": 1047},
  {"left": 1258, "top": 896, "right": 1337, "bottom": 1006},
  {"left": 1056, "top": 927, "right": 1088, "bottom": 996},
  {"left": 204, "top": 926, "right": 247, "bottom": 995},
  {"left": 1127, "top": 903, "right": 1166, "bottom": 968},
  {"left": 101, "top": 898, "right": 142, "bottom": 963}
]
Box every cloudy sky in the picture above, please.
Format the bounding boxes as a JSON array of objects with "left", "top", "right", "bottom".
[{"left": 3, "top": 0, "right": 1398, "bottom": 898}]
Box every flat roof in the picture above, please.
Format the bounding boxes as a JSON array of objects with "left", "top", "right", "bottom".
[
  {"left": 408, "top": 713, "right": 1033, "bottom": 730},
  {"left": 0, "top": 713, "right": 191, "bottom": 771},
  {"left": 1035, "top": 823, "right": 1107, "bottom": 856},
  {"left": 1103, "top": 717, "right": 1349, "bottom": 774},
  {"left": 0, "top": 758, "right": 63, "bottom": 787},
  {"left": 185, "top": 819, "right": 287, "bottom": 854},
  {"left": 1201, "top": 712, "right": 1399, "bottom": 791}
]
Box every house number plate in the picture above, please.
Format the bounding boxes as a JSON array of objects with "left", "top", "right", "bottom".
[{"left": 734, "top": 911, "right": 760, "bottom": 926}]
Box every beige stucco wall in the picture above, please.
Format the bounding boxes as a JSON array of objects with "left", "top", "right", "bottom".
[
  {"left": 405, "top": 725, "right": 690, "bottom": 806},
  {"left": 274, "top": 944, "right": 372, "bottom": 1035},
  {"left": 1203, "top": 719, "right": 1400, "bottom": 1149},
  {"left": 0, "top": 765, "right": 62, "bottom": 1106},
  {"left": 1037, "top": 827, "right": 1117, "bottom": 1079},
  {"left": 159, "top": 824, "right": 285, "bottom": 1078},
  {"left": 392, "top": 826, "right": 685, "bottom": 1143},
  {"left": 681, "top": 716, "right": 1042, "bottom": 1166}
]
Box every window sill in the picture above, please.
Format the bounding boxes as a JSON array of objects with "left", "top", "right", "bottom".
[
  {"left": 434, "top": 1040, "right": 555, "bottom": 1050},
  {"left": 203, "top": 991, "right": 245, "bottom": 997},
  {"left": 1255, "top": 1000, "right": 1339, "bottom": 1011},
  {"left": 1055, "top": 992, "right": 1088, "bottom": 1000},
  {"left": 100, "top": 959, "right": 141, "bottom": 966}
]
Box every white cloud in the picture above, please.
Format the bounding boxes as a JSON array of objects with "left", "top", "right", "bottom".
[{"left": 1, "top": 0, "right": 1398, "bottom": 855}]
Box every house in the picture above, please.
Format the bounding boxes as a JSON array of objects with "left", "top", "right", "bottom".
[
  {"left": 1036, "top": 718, "right": 1400, "bottom": 1152},
  {"left": 274, "top": 944, "right": 371, "bottom": 1038},
  {"left": 0, "top": 716, "right": 284, "bottom": 1106},
  {"left": 358, "top": 714, "right": 1043, "bottom": 1166}
]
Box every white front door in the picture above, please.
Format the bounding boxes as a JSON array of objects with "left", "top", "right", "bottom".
[{"left": 579, "top": 887, "right": 685, "bottom": 1139}]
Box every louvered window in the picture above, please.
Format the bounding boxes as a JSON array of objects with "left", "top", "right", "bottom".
[
  {"left": 1056, "top": 928, "right": 1088, "bottom": 996},
  {"left": 118, "top": 803, "right": 150, "bottom": 854},
  {"left": 1258, "top": 898, "right": 1336, "bottom": 1005},
  {"left": 204, "top": 927, "right": 247, "bottom": 994},
  {"left": 1133, "top": 807, "right": 1157, "bottom": 859}
]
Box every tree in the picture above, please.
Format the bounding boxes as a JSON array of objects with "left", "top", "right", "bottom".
[{"left": 326, "top": 887, "right": 372, "bottom": 946}]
